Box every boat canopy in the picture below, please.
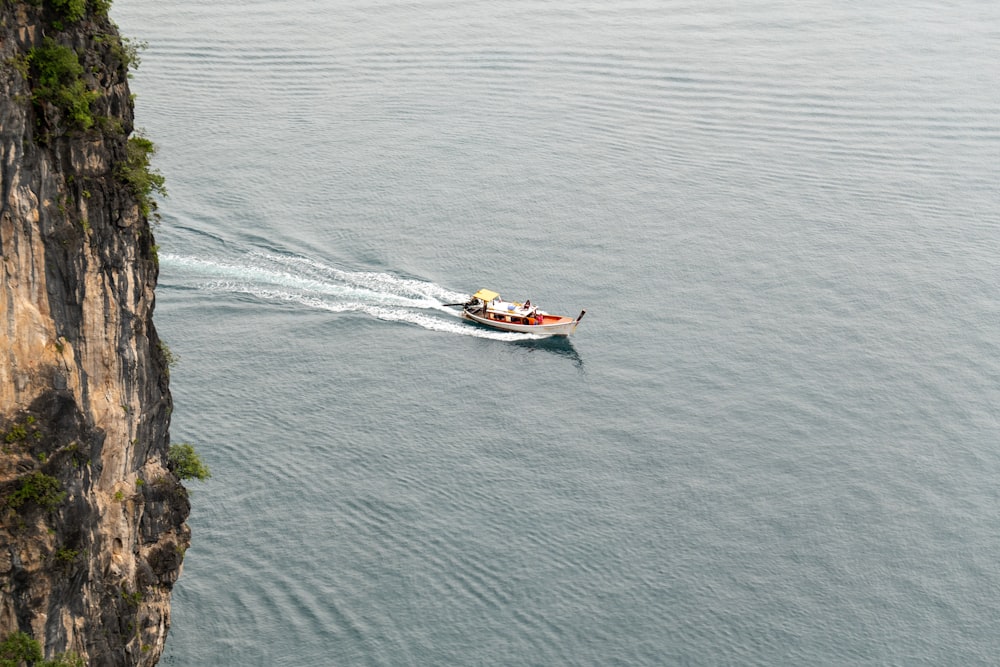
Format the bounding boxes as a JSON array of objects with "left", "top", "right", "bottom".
[{"left": 472, "top": 289, "right": 500, "bottom": 302}]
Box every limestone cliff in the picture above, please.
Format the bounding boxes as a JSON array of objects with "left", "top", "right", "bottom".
[{"left": 0, "top": 2, "right": 190, "bottom": 665}]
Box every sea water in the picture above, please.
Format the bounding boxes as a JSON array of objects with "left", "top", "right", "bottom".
[{"left": 112, "top": 1, "right": 1000, "bottom": 664}]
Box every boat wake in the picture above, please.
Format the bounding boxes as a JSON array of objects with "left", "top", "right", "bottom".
[{"left": 160, "top": 252, "right": 546, "bottom": 341}]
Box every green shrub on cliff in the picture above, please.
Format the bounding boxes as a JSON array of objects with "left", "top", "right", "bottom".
[
  {"left": 3, "top": 415, "right": 38, "bottom": 444},
  {"left": 3, "top": 423, "right": 27, "bottom": 444},
  {"left": 28, "top": 38, "right": 98, "bottom": 130},
  {"left": 92, "top": 0, "right": 113, "bottom": 16},
  {"left": 119, "top": 134, "right": 167, "bottom": 218},
  {"left": 7, "top": 471, "right": 66, "bottom": 512},
  {"left": 93, "top": 33, "right": 146, "bottom": 71},
  {"left": 0, "top": 631, "right": 41, "bottom": 666},
  {"left": 50, "top": 0, "right": 87, "bottom": 25},
  {"left": 157, "top": 339, "right": 178, "bottom": 371},
  {"left": 42, "top": 654, "right": 86, "bottom": 667},
  {"left": 0, "top": 632, "right": 84, "bottom": 667},
  {"left": 168, "top": 443, "right": 211, "bottom": 481}
]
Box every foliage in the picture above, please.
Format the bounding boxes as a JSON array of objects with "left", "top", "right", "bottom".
[
  {"left": 28, "top": 38, "right": 99, "bottom": 130},
  {"left": 120, "top": 589, "right": 142, "bottom": 606},
  {"left": 157, "top": 339, "right": 177, "bottom": 368},
  {"left": 50, "top": 0, "right": 86, "bottom": 25},
  {"left": 5, "top": 54, "right": 30, "bottom": 80},
  {"left": 118, "top": 135, "right": 166, "bottom": 218},
  {"left": 4, "top": 416, "right": 40, "bottom": 444},
  {"left": 0, "top": 632, "right": 41, "bottom": 667},
  {"left": 94, "top": 34, "right": 146, "bottom": 71},
  {"left": 168, "top": 443, "right": 211, "bottom": 481},
  {"left": 120, "top": 37, "right": 146, "bottom": 70},
  {"left": 0, "top": 631, "right": 85, "bottom": 667},
  {"left": 7, "top": 472, "right": 66, "bottom": 511},
  {"left": 4, "top": 424, "right": 27, "bottom": 444},
  {"left": 55, "top": 547, "right": 79, "bottom": 563},
  {"left": 95, "top": 114, "right": 123, "bottom": 135},
  {"left": 92, "top": 0, "right": 112, "bottom": 16},
  {"left": 40, "top": 653, "right": 86, "bottom": 667}
]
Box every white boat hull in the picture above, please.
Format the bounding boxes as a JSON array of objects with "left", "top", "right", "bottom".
[{"left": 462, "top": 308, "right": 582, "bottom": 336}]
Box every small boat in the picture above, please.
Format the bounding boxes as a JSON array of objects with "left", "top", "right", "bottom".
[{"left": 455, "top": 289, "right": 586, "bottom": 336}]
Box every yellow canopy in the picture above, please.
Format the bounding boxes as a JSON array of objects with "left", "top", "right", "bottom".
[{"left": 472, "top": 289, "right": 500, "bottom": 302}]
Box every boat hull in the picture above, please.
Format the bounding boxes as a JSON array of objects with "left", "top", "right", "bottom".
[{"left": 462, "top": 309, "right": 581, "bottom": 336}]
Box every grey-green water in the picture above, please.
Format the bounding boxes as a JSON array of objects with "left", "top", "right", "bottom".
[{"left": 114, "top": 1, "right": 1000, "bottom": 664}]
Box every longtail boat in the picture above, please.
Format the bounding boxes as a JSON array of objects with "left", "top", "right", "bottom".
[{"left": 454, "top": 289, "right": 585, "bottom": 336}]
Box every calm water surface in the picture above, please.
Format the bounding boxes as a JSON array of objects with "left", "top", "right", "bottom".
[{"left": 112, "top": 1, "right": 1000, "bottom": 664}]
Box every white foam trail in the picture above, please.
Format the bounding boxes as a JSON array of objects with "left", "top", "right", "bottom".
[
  {"left": 249, "top": 251, "right": 468, "bottom": 303},
  {"left": 160, "top": 252, "right": 544, "bottom": 341}
]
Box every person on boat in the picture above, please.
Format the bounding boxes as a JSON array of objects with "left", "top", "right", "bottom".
[{"left": 524, "top": 299, "right": 531, "bottom": 309}]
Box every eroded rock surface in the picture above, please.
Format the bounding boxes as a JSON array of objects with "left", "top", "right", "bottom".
[{"left": 0, "top": 3, "right": 189, "bottom": 665}]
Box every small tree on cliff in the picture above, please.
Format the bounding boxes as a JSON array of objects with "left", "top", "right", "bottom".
[
  {"left": 168, "top": 443, "right": 211, "bottom": 481},
  {"left": 0, "top": 631, "right": 83, "bottom": 666},
  {"left": 28, "top": 38, "right": 99, "bottom": 131},
  {"left": 119, "top": 134, "right": 167, "bottom": 219},
  {"left": 0, "top": 631, "right": 41, "bottom": 666}
]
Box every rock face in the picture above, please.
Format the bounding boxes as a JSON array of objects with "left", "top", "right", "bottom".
[{"left": 0, "top": 2, "right": 189, "bottom": 665}]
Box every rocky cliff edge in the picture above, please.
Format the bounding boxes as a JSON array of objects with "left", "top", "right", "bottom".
[{"left": 0, "top": 2, "right": 190, "bottom": 665}]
